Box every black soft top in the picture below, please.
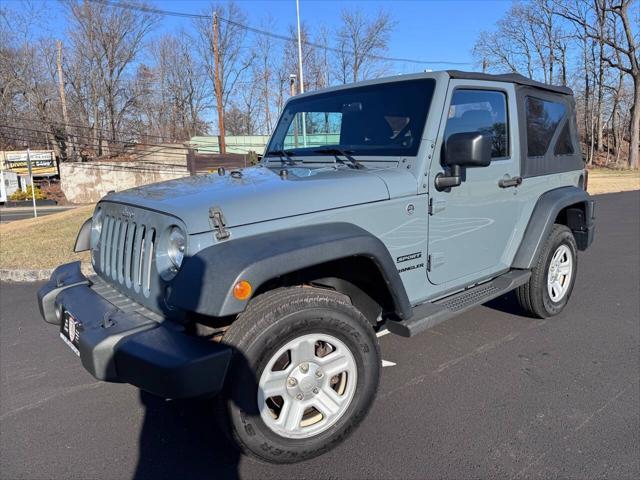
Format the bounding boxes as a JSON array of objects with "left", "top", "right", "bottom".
[{"left": 446, "top": 70, "right": 573, "bottom": 96}]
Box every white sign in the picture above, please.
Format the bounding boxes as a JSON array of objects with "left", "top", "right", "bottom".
[
  {"left": 3, "top": 150, "right": 57, "bottom": 175},
  {"left": 6, "top": 151, "right": 53, "bottom": 163}
]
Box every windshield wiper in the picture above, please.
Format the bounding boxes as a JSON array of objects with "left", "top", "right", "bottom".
[
  {"left": 265, "top": 149, "right": 296, "bottom": 165},
  {"left": 312, "top": 148, "right": 363, "bottom": 169}
]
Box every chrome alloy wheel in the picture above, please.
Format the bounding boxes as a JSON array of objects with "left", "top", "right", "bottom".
[
  {"left": 547, "top": 244, "right": 573, "bottom": 302},
  {"left": 257, "top": 333, "right": 358, "bottom": 439}
]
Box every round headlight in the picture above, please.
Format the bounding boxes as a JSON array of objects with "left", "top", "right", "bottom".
[
  {"left": 90, "top": 208, "right": 103, "bottom": 248},
  {"left": 167, "top": 226, "right": 186, "bottom": 269}
]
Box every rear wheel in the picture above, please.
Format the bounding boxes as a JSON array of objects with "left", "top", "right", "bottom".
[
  {"left": 517, "top": 224, "right": 578, "bottom": 318},
  {"left": 220, "top": 287, "right": 380, "bottom": 464}
]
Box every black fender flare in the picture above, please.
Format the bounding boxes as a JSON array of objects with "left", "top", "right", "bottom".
[
  {"left": 167, "top": 222, "right": 412, "bottom": 319},
  {"left": 512, "top": 186, "right": 594, "bottom": 269}
]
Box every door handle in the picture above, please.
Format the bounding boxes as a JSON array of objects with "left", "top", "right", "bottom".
[{"left": 498, "top": 176, "right": 522, "bottom": 188}]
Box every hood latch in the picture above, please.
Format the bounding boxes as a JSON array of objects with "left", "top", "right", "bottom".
[{"left": 209, "top": 206, "right": 230, "bottom": 241}]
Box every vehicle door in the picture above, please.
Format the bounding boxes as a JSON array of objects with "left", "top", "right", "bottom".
[{"left": 427, "top": 81, "right": 523, "bottom": 286}]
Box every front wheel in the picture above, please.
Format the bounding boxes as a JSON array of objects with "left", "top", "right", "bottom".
[
  {"left": 516, "top": 224, "right": 578, "bottom": 318},
  {"left": 219, "top": 287, "right": 380, "bottom": 464}
]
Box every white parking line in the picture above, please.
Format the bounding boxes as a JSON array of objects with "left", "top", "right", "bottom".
[{"left": 377, "top": 328, "right": 396, "bottom": 367}]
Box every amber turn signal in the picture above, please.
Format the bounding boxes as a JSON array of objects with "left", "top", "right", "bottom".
[{"left": 233, "top": 280, "right": 253, "bottom": 301}]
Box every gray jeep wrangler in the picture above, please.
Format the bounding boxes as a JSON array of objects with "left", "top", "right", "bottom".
[{"left": 38, "top": 70, "right": 594, "bottom": 463}]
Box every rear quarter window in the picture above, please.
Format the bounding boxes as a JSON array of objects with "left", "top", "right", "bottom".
[
  {"left": 525, "top": 97, "right": 566, "bottom": 157},
  {"left": 554, "top": 122, "right": 574, "bottom": 155}
]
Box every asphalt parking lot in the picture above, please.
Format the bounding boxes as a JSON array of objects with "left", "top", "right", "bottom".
[
  {"left": 1, "top": 191, "right": 638, "bottom": 480},
  {"left": 0, "top": 206, "right": 76, "bottom": 224}
]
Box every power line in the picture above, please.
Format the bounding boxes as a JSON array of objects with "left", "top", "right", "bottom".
[
  {"left": 0, "top": 124, "right": 266, "bottom": 159},
  {"left": 1, "top": 143, "right": 188, "bottom": 175},
  {"left": 2, "top": 130, "right": 252, "bottom": 175},
  {"left": 88, "top": 0, "right": 472, "bottom": 66},
  {"left": 0, "top": 125, "right": 192, "bottom": 164},
  {"left": 1, "top": 124, "right": 193, "bottom": 155},
  {"left": 1, "top": 116, "right": 271, "bottom": 149},
  {"left": 2, "top": 114, "right": 194, "bottom": 144},
  {"left": 1, "top": 135, "right": 189, "bottom": 174},
  {"left": 3, "top": 114, "right": 271, "bottom": 147}
]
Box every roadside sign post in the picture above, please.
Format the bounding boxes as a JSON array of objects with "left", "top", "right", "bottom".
[{"left": 26, "top": 147, "right": 37, "bottom": 218}]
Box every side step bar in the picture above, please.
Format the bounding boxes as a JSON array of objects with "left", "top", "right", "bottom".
[{"left": 386, "top": 270, "right": 531, "bottom": 337}]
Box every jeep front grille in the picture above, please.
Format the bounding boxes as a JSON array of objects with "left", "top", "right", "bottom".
[{"left": 99, "top": 214, "right": 156, "bottom": 296}]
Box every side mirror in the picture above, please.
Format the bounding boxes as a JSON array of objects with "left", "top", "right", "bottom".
[
  {"left": 444, "top": 132, "right": 492, "bottom": 167},
  {"left": 435, "top": 132, "right": 492, "bottom": 191}
]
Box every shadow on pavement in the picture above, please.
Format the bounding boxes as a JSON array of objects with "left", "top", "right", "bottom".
[
  {"left": 133, "top": 255, "right": 264, "bottom": 480},
  {"left": 484, "top": 291, "right": 529, "bottom": 316},
  {"left": 134, "top": 392, "right": 240, "bottom": 480}
]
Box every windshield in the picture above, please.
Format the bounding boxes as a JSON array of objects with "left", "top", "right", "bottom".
[{"left": 265, "top": 79, "right": 436, "bottom": 158}]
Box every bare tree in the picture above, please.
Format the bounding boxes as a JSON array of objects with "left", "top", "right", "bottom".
[
  {"left": 0, "top": 3, "right": 63, "bottom": 151},
  {"left": 195, "top": 2, "right": 254, "bottom": 134},
  {"left": 143, "top": 33, "right": 209, "bottom": 141},
  {"left": 475, "top": 0, "right": 638, "bottom": 168},
  {"left": 555, "top": 0, "right": 639, "bottom": 168},
  {"left": 474, "top": 29, "right": 529, "bottom": 75},
  {"left": 474, "top": 1, "right": 566, "bottom": 84},
  {"left": 336, "top": 9, "right": 393, "bottom": 83},
  {"left": 65, "top": 0, "right": 157, "bottom": 146},
  {"left": 252, "top": 16, "right": 278, "bottom": 134}
]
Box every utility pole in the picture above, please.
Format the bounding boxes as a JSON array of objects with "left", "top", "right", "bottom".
[
  {"left": 213, "top": 13, "right": 226, "bottom": 155},
  {"left": 295, "top": 0, "right": 307, "bottom": 146},
  {"left": 56, "top": 40, "right": 70, "bottom": 161}
]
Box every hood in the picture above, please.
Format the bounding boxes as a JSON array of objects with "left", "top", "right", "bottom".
[{"left": 104, "top": 165, "right": 391, "bottom": 234}]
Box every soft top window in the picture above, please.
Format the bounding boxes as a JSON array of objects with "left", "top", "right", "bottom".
[
  {"left": 554, "top": 122, "right": 574, "bottom": 155},
  {"left": 525, "top": 97, "right": 566, "bottom": 157},
  {"left": 266, "top": 79, "right": 436, "bottom": 157}
]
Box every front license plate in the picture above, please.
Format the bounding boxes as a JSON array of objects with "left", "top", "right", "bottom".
[{"left": 60, "top": 312, "right": 81, "bottom": 357}]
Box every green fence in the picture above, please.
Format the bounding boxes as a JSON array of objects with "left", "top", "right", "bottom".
[{"left": 189, "top": 134, "right": 341, "bottom": 154}]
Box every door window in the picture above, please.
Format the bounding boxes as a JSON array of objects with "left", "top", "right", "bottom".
[{"left": 444, "top": 89, "right": 509, "bottom": 158}]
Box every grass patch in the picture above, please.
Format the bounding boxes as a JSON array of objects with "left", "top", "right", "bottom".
[
  {"left": 588, "top": 168, "right": 639, "bottom": 195},
  {"left": 0, "top": 206, "right": 93, "bottom": 270}
]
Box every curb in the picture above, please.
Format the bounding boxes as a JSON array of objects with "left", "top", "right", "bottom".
[{"left": 0, "top": 264, "right": 94, "bottom": 283}]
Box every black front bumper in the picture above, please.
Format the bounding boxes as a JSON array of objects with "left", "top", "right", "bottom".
[{"left": 37, "top": 262, "right": 232, "bottom": 398}]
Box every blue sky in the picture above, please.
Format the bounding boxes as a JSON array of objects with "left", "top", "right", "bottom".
[
  {"left": 7, "top": 0, "right": 514, "bottom": 72},
  {"left": 151, "top": 0, "right": 513, "bottom": 68}
]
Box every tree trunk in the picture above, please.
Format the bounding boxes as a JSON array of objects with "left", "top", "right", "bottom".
[
  {"left": 611, "top": 69, "right": 623, "bottom": 156},
  {"left": 595, "top": 45, "right": 605, "bottom": 152},
  {"left": 582, "top": 33, "right": 591, "bottom": 164},
  {"left": 629, "top": 76, "right": 640, "bottom": 169},
  {"left": 605, "top": 118, "right": 611, "bottom": 165},
  {"left": 560, "top": 45, "right": 567, "bottom": 86}
]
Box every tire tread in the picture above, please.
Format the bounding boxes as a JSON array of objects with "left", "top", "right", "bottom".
[
  {"left": 516, "top": 224, "right": 577, "bottom": 318},
  {"left": 220, "top": 286, "right": 379, "bottom": 464}
]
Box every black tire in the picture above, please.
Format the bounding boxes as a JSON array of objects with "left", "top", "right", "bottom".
[
  {"left": 516, "top": 224, "right": 578, "bottom": 318},
  {"left": 219, "top": 286, "right": 380, "bottom": 464}
]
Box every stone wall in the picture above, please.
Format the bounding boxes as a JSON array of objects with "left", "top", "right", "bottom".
[{"left": 60, "top": 161, "right": 189, "bottom": 204}]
